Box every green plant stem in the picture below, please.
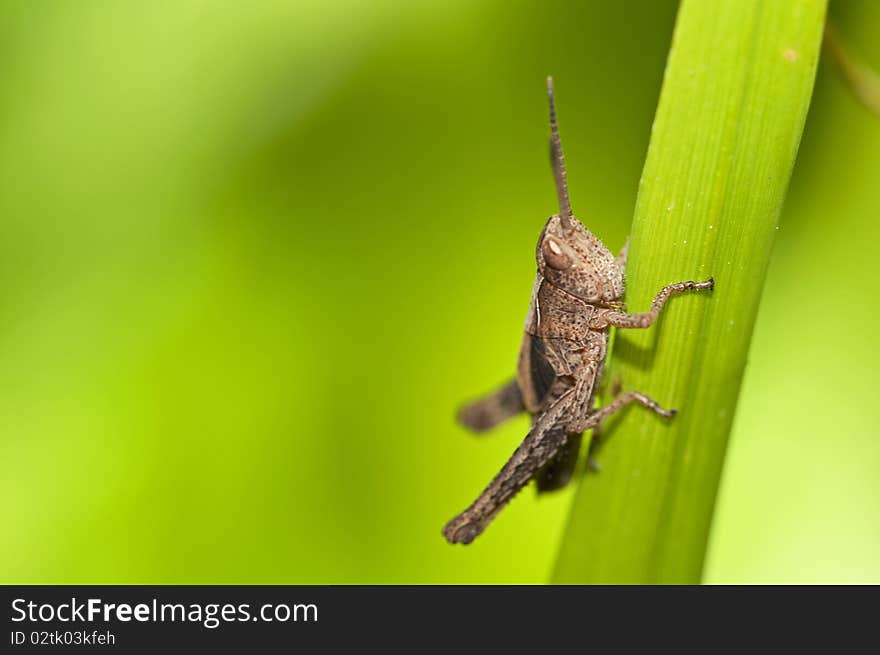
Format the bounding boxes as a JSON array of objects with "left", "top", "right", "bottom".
[
  {"left": 553, "top": 0, "right": 827, "bottom": 583},
  {"left": 824, "top": 22, "right": 880, "bottom": 117}
]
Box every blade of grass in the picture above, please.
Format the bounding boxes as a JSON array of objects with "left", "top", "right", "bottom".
[
  {"left": 553, "top": 0, "right": 827, "bottom": 583},
  {"left": 824, "top": 21, "right": 880, "bottom": 117}
]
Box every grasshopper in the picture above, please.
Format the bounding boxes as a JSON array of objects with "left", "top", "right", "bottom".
[{"left": 443, "top": 77, "right": 714, "bottom": 545}]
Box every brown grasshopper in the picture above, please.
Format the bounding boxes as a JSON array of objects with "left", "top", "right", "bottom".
[{"left": 443, "top": 77, "right": 714, "bottom": 545}]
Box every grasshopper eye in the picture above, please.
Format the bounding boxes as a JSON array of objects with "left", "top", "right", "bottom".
[{"left": 542, "top": 237, "right": 572, "bottom": 270}]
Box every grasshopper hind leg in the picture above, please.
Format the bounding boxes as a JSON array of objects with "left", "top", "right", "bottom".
[
  {"left": 534, "top": 432, "right": 582, "bottom": 492},
  {"left": 457, "top": 379, "right": 524, "bottom": 433},
  {"left": 444, "top": 385, "right": 576, "bottom": 544}
]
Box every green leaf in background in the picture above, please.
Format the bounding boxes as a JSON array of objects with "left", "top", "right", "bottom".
[
  {"left": 824, "top": 21, "right": 880, "bottom": 116},
  {"left": 554, "top": 0, "right": 827, "bottom": 583}
]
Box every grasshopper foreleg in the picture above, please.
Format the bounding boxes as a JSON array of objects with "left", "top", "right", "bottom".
[{"left": 592, "top": 278, "right": 714, "bottom": 330}]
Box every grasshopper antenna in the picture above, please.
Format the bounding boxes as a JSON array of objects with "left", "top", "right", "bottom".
[{"left": 547, "top": 76, "right": 573, "bottom": 232}]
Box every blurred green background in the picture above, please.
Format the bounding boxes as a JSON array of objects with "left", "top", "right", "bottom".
[{"left": 1, "top": 0, "right": 877, "bottom": 583}]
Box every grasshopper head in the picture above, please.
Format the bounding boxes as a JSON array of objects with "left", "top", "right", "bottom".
[
  {"left": 537, "top": 215, "right": 624, "bottom": 304},
  {"left": 539, "top": 77, "right": 624, "bottom": 304}
]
